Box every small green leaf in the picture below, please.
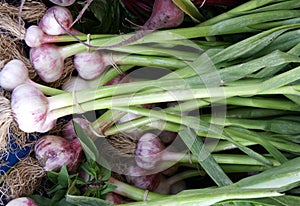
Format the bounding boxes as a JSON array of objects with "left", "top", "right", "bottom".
[
  {"left": 51, "top": 189, "right": 68, "bottom": 205},
  {"left": 99, "top": 166, "right": 111, "bottom": 182},
  {"left": 47, "top": 171, "right": 59, "bottom": 184},
  {"left": 88, "top": 0, "right": 107, "bottom": 23},
  {"left": 100, "top": 184, "right": 117, "bottom": 196},
  {"left": 48, "top": 184, "right": 65, "bottom": 195},
  {"left": 28, "top": 195, "right": 52, "bottom": 206},
  {"left": 73, "top": 121, "right": 99, "bottom": 162},
  {"left": 172, "top": 0, "right": 204, "bottom": 23},
  {"left": 75, "top": 178, "right": 87, "bottom": 185},
  {"left": 58, "top": 165, "right": 70, "bottom": 188},
  {"left": 81, "top": 161, "right": 97, "bottom": 178},
  {"left": 87, "top": 0, "right": 121, "bottom": 33}
]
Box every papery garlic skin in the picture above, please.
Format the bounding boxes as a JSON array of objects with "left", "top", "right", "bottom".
[
  {"left": 0, "top": 59, "right": 29, "bottom": 91},
  {"left": 38, "top": 6, "right": 73, "bottom": 35},
  {"left": 74, "top": 51, "right": 109, "bottom": 80},
  {"left": 126, "top": 165, "right": 161, "bottom": 191},
  {"left": 30, "top": 44, "right": 64, "bottom": 83},
  {"left": 11, "top": 84, "right": 55, "bottom": 133},
  {"left": 135, "top": 133, "right": 165, "bottom": 170},
  {"left": 25, "top": 25, "right": 45, "bottom": 48},
  {"left": 34, "top": 135, "right": 82, "bottom": 172},
  {"left": 6, "top": 197, "right": 37, "bottom": 206}
]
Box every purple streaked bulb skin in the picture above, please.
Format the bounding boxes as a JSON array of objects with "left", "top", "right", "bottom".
[
  {"left": 135, "top": 133, "right": 165, "bottom": 170},
  {"left": 0, "top": 59, "right": 29, "bottom": 91},
  {"left": 38, "top": 6, "right": 73, "bottom": 35},
  {"left": 11, "top": 84, "right": 56, "bottom": 133},
  {"left": 74, "top": 51, "right": 109, "bottom": 80},
  {"left": 30, "top": 44, "right": 64, "bottom": 83},
  {"left": 126, "top": 165, "right": 161, "bottom": 191},
  {"left": 6, "top": 197, "right": 37, "bottom": 206},
  {"left": 34, "top": 135, "right": 82, "bottom": 172}
]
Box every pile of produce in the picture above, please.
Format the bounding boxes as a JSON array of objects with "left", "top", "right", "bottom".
[{"left": 1, "top": 0, "right": 300, "bottom": 205}]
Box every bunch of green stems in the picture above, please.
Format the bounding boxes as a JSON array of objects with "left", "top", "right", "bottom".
[{"left": 22, "top": 1, "right": 300, "bottom": 204}]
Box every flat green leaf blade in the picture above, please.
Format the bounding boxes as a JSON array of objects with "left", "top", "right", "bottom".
[
  {"left": 216, "top": 50, "right": 300, "bottom": 83},
  {"left": 211, "top": 26, "right": 292, "bottom": 64},
  {"left": 199, "top": 0, "right": 286, "bottom": 26},
  {"left": 73, "top": 121, "right": 99, "bottom": 161},
  {"left": 58, "top": 165, "right": 70, "bottom": 188},
  {"left": 285, "top": 94, "right": 300, "bottom": 105},
  {"left": 230, "top": 157, "right": 300, "bottom": 192},
  {"left": 179, "top": 127, "right": 232, "bottom": 186},
  {"left": 221, "top": 129, "right": 274, "bottom": 167},
  {"left": 259, "top": 65, "right": 300, "bottom": 92},
  {"left": 225, "top": 127, "right": 288, "bottom": 164},
  {"left": 219, "top": 195, "right": 300, "bottom": 206},
  {"left": 120, "top": 188, "right": 281, "bottom": 206},
  {"left": 172, "top": 0, "right": 204, "bottom": 22}
]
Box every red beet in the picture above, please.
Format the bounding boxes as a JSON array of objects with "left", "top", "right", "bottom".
[
  {"left": 142, "top": 0, "right": 184, "bottom": 30},
  {"left": 93, "top": 0, "right": 184, "bottom": 49}
]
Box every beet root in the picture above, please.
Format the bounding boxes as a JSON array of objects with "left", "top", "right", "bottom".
[{"left": 92, "top": 0, "right": 184, "bottom": 50}]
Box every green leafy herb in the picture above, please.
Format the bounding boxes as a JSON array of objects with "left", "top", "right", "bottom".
[{"left": 73, "top": 121, "right": 99, "bottom": 162}]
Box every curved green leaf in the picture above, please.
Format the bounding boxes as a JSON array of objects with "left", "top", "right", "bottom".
[{"left": 172, "top": 0, "right": 204, "bottom": 23}]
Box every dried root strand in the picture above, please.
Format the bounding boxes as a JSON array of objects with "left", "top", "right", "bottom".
[
  {"left": 47, "top": 118, "right": 69, "bottom": 137},
  {"left": 0, "top": 156, "right": 45, "bottom": 203},
  {"left": 0, "top": 33, "right": 36, "bottom": 79},
  {"left": 0, "top": 33, "right": 38, "bottom": 154},
  {"left": 107, "top": 134, "right": 137, "bottom": 156},
  {"left": 0, "top": 14, "right": 26, "bottom": 39},
  {"left": 0, "top": 1, "right": 47, "bottom": 23},
  {"left": 0, "top": 1, "right": 47, "bottom": 40},
  {"left": 0, "top": 96, "right": 14, "bottom": 153}
]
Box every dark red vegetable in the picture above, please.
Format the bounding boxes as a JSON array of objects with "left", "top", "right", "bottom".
[
  {"left": 92, "top": 0, "right": 184, "bottom": 49},
  {"left": 121, "top": 0, "right": 247, "bottom": 23}
]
